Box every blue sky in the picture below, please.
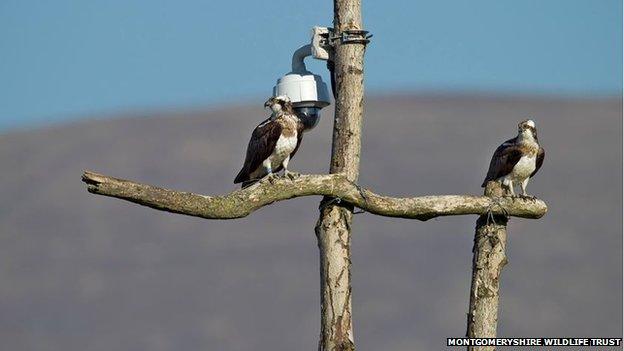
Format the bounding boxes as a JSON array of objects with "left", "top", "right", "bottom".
[{"left": 0, "top": 0, "right": 621, "bottom": 131}]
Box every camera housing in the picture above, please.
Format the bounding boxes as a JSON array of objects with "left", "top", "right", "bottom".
[{"left": 273, "top": 71, "right": 330, "bottom": 131}]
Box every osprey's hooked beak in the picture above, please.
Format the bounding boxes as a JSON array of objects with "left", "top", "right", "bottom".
[{"left": 264, "top": 98, "right": 273, "bottom": 110}]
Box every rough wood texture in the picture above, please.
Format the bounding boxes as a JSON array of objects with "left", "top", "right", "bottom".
[
  {"left": 315, "top": 1, "right": 366, "bottom": 349},
  {"left": 81, "top": 171, "right": 547, "bottom": 221},
  {"left": 466, "top": 182, "right": 509, "bottom": 351},
  {"left": 316, "top": 201, "right": 355, "bottom": 351}
]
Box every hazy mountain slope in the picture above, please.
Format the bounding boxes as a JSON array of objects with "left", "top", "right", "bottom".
[{"left": 0, "top": 95, "right": 621, "bottom": 350}]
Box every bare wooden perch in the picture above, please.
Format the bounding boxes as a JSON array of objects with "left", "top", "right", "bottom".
[{"left": 82, "top": 170, "right": 547, "bottom": 221}]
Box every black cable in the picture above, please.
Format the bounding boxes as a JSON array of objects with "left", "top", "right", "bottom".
[{"left": 326, "top": 60, "right": 337, "bottom": 99}]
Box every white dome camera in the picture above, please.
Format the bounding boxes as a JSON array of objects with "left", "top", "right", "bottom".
[{"left": 272, "top": 27, "right": 332, "bottom": 131}]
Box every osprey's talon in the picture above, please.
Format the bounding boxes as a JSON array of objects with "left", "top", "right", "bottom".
[
  {"left": 266, "top": 173, "right": 278, "bottom": 184},
  {"left": 284, "top": 170, "right": 300, "bottom": 180},
  {"left": 508, "top": 194, "right": 520, "bottom": 201}
]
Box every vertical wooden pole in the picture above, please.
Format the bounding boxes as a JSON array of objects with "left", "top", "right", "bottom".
[
  {"left": 315, "top": 0, "right": 365, "bottom": 350},
  {"left": 466, "top": 182, "right": 509, "bottom": 351}
]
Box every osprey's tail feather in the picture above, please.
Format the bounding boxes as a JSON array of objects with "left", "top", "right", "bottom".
[
  {"left": 234, "top": 168, "right": 262, "bottom": 189},
  {"left": 233, "top": 168, "right": 248, "bottom": 185},
  {"left": 240, "top": 179, "right": 259, "bottom": 189}
]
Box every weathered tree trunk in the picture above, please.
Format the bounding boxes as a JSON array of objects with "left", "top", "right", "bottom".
[
  {"left": 466, "top": 182, "right": 509, "bottom": 351},
  {"left": 315, "top": 0, "right": 365, "bottom": 350}
]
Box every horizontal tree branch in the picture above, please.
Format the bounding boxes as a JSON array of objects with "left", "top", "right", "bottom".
[{"left": 81, "top": 171, "right": 547, "bottom": 221}]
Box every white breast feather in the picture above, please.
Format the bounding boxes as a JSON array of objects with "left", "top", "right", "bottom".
[
  {"left": 268, "top": 134, "right": 298, "bottom": 169},
  {"left": 510, "top": 155, "right": 536, "bottom": 181}
]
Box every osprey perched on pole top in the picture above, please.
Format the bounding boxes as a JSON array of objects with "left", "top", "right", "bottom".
[
  {"left": 482, "top": 119, "right": 545, "bottom": 196},
  {"left": 234, "top": 96, "right": 304, "bottom": 187}
]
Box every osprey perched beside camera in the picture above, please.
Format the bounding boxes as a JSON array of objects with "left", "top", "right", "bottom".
[
  {"left": 234, "top": 96, "right": 304, "bottom": 187},
  {"left": 482, "top": 119, "right": 545, "bottom": 196}
]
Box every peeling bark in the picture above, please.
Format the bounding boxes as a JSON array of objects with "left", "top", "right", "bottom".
[{"left": 466, "top": 182, "right": 509, "bottom": 351}]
